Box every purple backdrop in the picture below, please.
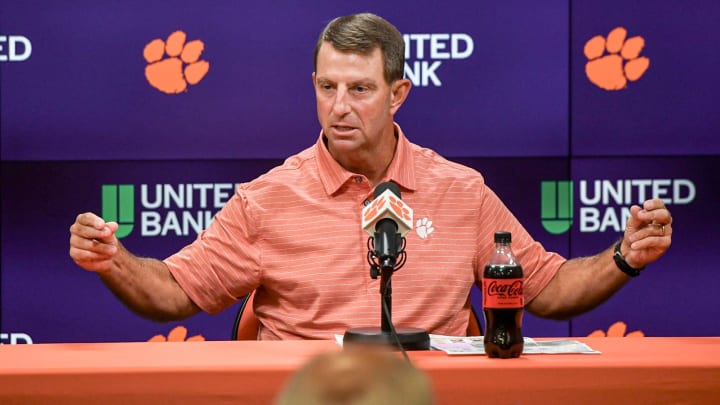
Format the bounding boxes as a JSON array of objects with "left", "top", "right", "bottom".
[
  {"left": 1, "top": 0, "right": 567, "bottom": 160},
  {"left": 2, "top": 0, "right": 719, "bottom": 343}
]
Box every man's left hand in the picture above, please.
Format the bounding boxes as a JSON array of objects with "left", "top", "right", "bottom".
[{"left": 622, "top": 198, "right": 672, "bottom": 269}]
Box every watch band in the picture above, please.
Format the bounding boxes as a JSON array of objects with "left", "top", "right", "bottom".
[{"left": 613, "top": 240, "right": 646, "bottom": 277}]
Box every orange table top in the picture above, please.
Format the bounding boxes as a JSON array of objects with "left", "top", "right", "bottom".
[{"left": 1, "top": 337, "right": 719, "bottom": 404}]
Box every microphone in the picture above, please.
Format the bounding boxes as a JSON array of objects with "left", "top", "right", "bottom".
[
  {"left": 344, "top": 182, "right": 429, "bottom": 351},
  {"left": 361, "top": 183, "right": 413, "bottom": 270}
]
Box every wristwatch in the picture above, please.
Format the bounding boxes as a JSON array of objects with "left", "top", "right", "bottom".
[{"left": 613, "top": 239, "right": 646, "bottom": 277}]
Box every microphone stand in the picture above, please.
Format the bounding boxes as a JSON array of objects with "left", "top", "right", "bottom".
[{"left": 343, "top": 236, "right": 430, "bottom": 351}]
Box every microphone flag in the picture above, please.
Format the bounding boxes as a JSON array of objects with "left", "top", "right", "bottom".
[{"left": 361, "top": 185, "right": 413, "bottom": 237}]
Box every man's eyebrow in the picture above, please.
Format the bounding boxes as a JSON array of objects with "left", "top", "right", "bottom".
[
  {"left": 348, "top": 78, "right": 377, "bottom": 87},
  {"left": 314, "top": 77, "right": 378, "bottom": 88}
]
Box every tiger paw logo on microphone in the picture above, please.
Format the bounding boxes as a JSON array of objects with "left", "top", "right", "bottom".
[{"left": 361, "top": 188, "right": 413, "bottom": 236}]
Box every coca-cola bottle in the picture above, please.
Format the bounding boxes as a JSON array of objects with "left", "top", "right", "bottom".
[{"left": 483, "top": 231, "right": 524, "bottom": 358}]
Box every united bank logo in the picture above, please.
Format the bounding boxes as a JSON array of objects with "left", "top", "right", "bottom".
[
  {"left": 403, "top": 33, "right": 474, "bottom": 87},
  {"left": 0, "top": 35, "right": 32, "bottom": 62},
  {"left": 143, "top": 30, "right": 210, "bottom": 94},
  {"left": 101, "top": 183, "right": 236, "bottom": 238},
  {"left": 541, "top": 181, "right": 574, "bottom": 235},
  {"left": 540, "top": 179, "right": 695, "bottom": 234},
  {"left": 102, "top": 185, "right": 135, "bottom": 238}
]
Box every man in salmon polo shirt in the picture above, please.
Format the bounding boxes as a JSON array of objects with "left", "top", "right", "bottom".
[{"left": 69, "top": 13, "right": 673, "bottom": 340}]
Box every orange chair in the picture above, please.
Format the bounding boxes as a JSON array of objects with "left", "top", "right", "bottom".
[
  {"left": 231, "top": 291, "right": 483, "bottom": 340},
  {"left": 230, "top": 291, "right": 261, "bottom": 340}
]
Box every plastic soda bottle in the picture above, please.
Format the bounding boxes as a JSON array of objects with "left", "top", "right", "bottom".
[{"left": 483, "top": 231, "right": 524, "bottom": 358}]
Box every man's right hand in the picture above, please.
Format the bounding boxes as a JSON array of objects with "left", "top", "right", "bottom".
[
  {"left": 69, "top": 213, "right": 200, "bottom": 321},
  {"left": 69, "top": 212, "right": 120, "bottom": 273}
]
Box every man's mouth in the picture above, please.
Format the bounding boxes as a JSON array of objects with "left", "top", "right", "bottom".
[{"left": 332, "top": 125, "right": 356, "bottom": 133}]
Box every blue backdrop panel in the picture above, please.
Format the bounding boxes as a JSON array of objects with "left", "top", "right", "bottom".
[
  {"left": 1, "top": 159, "right": 280, "bottom": 342},
  {"left": 1, "top": 0, "right": 567, "bottom": 161},
  {"left": 572, "top": 0, "right": 720, "bottom": 156},
  {"left": 569, "top": 156, "right": 719, "bottom": 337}
]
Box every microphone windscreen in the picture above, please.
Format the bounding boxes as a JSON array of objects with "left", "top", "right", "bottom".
[{"left": 374, "top": 182, "right": 401, "bottom": 199}]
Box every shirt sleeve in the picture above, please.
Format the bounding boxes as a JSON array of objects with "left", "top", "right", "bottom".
[{"left": 164, "top": 186, "right": 262, "bottom": 314}]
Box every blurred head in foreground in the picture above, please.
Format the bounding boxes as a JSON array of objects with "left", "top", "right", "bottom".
[{"left": 275, "top": 348, "right": 434, "bottom": 405}]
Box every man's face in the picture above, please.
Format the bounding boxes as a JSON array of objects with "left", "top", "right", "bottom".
[{"left": 313, "top": 42, "right": 402, "bottom": 161}]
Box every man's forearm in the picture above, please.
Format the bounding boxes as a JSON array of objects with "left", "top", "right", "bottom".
[
  {"left": 99, "top": 246, "right": 200, "bottom": 322},
  {"left": 526, "top": 244, "right": 631, "bottom": 320}
]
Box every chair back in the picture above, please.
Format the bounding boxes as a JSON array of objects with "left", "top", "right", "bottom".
[{"left": 231, "top": 291, "right": 260, "bottom": 340}]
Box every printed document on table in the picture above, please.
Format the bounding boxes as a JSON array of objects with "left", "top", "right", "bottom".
[{"left": 429, "top": 335, "right": 601, "bottom": 355}]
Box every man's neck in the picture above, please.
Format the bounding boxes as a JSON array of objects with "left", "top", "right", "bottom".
[
  {"left": 364, "top": 138, "right": 396, "bottom": 187},
  {"left": 324, "top": 127, "right": 399, "bottom": 187}
]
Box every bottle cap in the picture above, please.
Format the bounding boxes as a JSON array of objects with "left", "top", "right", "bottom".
[{"left": 494, "top": 231, "right": 511, "bottom": 244}]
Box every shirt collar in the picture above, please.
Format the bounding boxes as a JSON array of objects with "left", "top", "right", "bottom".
[{"left": 316, "top": 123, "right": 417, "bottom": 196}]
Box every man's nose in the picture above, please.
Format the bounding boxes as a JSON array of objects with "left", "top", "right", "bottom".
[{"left": 332, "top": 87, "right": 351, "bottom": 116}]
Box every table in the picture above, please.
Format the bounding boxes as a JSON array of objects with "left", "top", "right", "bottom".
[{"left": 1, "top": 337, "right": 719, "bottom": 404}]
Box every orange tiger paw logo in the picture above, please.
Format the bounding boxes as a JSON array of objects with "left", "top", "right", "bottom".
[
  {"left": 388, "top": 195, "right": 412, "bottom": 222},
  {"left": 587, "top": 321, "right": 644, "bottom": 338},
  {"left": 143, "top": 30, "right": 210, "bottom": 94},
  {"left": 584, "top": 27, "right": 650, "bottom": 91},
  {"left": 147, "top": 325, "right": 205, "bottom": 342}
]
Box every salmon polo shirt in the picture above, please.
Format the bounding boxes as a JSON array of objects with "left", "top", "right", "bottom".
[{"left": 165, "top": 124, "right": 565, "bottom": 340}]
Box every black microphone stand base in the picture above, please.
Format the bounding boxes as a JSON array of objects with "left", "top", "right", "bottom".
[{"left": 343, "top": 327, "right": 430, "bottom": 351}]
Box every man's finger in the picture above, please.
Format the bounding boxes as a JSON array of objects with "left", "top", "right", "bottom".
[
  {"left": 626, "top": 205, "right": 646, "bottom": 230},
  {"left": 76, "top": 212, "right": 106, "bottom": 229},
  {"left": 70, "top": 234, "right": 117, "bottom": 255}
]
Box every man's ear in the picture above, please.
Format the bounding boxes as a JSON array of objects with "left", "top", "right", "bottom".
[{"left": 389, "top": 78, "right": 412, "bottom": 115}]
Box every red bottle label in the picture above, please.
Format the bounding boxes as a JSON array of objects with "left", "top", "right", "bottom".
[{"left": 483, "top": 278, "right": 524, "bottom": 308}]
